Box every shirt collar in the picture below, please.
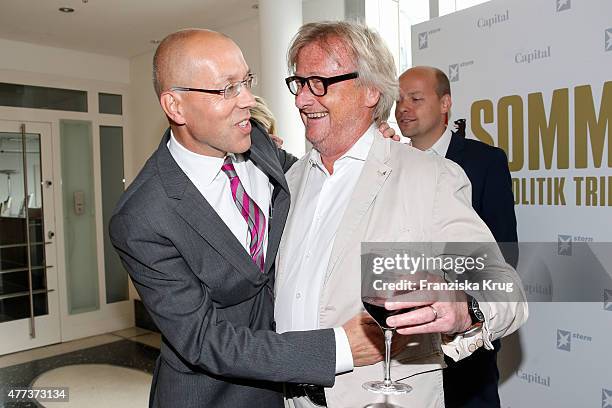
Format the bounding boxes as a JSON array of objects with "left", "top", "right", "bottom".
[
  {"left": 428, "top": 126, "right": 453, "bottom": 157},
  {"left": 168, "top": 130, "right": 241, "bottom": 186},
  {"left": 308, "top": 123, "right": 376, "bottom": 172}
]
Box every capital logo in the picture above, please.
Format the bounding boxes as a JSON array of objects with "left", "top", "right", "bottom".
[
  {"left": 556, "top": 0, "right": 570, "bottom": 12},
  {"left": 603, "top": 389, "right": 612, "bottom": 408},
  {"left": 558, "top": 234, "right": 572, "bottom": 255},
  {"left": 418, "top": 32, "right": 428, "bottom": 49},
  {"left": 556, "top": 329, "right": 571, "bottom": 351},
  {"left": 604, "top": 289, "right": 612, "bottom": 311},
  {"left": 605, "top": 29, "right": 612, "bottom": 52},
  {"left": 449, "top": 64, "right": 459, "bottom": 82}
]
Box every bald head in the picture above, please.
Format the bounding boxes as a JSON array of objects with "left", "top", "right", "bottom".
[
  {"left": 399, "top": 66, "right": 450, "bottom": 99},
  {"left": 395, "top": 65, "right": 452, "bottom": 149},
  {"left": 152, "top": 29, "right": 236, "bottom": 97}
]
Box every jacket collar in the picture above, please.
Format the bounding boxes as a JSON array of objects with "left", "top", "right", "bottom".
[
  {"left": 153, "top": 125, "right": 284, "bottom": 281},
  {"left": 445, "top": 131, "right": 466, "bottom": 161}
]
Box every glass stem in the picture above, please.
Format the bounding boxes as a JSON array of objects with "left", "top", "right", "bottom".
[{"left": 383, "top": 329, "right": 393, "bottom": 387}]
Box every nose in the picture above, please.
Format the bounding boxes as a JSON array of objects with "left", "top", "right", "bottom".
[
  {"left": 396, "top": 97, "right": 413, "bottom": 115},
  {"left": 238, "top": 86, "right": 256, "bottom": 109},
  {"left": 295, "top": 83, "right": 315, "bottom": 110}
]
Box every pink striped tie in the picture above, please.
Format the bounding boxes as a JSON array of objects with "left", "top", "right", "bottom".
[{"left": 221, "top": 157, "right": 266, "bottom": 272}]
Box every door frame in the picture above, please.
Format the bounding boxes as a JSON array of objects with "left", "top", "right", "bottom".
[{"left": 0, "top": 119, "right": 61, "bottom": 355}]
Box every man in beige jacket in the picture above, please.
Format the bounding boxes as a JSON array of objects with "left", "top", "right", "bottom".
[{"left": 275, "top": 21, "right": 528, "bottom": 408}]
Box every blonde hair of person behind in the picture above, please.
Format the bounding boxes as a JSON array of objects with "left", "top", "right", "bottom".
[
  {"left": 287, "top": 21, "right": 398, "bottom": 125},
  {"left": 250, "top": 95, "right": 277, "bottom": 135}
]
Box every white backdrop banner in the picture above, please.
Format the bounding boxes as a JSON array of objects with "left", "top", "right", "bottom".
[{"left": 412, "top": 0, "right": 612, "bottom": 407}]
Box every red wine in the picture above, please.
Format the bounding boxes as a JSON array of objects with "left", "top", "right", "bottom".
[{"left": 362, "top": 297, "right": 404, "bottom": 329}]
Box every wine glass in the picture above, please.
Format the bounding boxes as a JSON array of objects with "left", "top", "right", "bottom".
[{"left": 361, "top": 266, "right": 413, "bottom": 395}]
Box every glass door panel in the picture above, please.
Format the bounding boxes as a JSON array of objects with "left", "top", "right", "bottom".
[{"left": 0, "top": 120, "right": 60, "bottom": 355}]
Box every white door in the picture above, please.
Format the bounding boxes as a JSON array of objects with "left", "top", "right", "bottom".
[{"left": 0, "top": 120, "right": 60, "bottom": 354}]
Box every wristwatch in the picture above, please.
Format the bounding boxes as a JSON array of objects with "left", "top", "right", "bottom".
[
  {"left": 467, "top": 295, "right": 485, "bottom": 324},
  {"left": 442, "top": 296, "right": 485, "bottom": 343}
]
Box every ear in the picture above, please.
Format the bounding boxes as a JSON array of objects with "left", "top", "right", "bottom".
[
  {"left": 160, "top": 91, "right": 187, "bottom": 125},
  {"left": 363, "top": 86, "right": 380, "bottom": 109},
  {"left": 440, "top": 94, "right": 452, "bottom": 114}
]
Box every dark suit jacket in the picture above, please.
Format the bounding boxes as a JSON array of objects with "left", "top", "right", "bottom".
[
  {"left": 443, "top": 131, "right": 518, "bottom": 408},
  {"left": 109, "top": 121, "right": 336, "bottom": 408},
  {"left": 446, "top": 132, "right": 518, "bottom": 266}
]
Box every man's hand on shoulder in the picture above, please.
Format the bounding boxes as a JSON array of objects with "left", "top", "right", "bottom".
[
  {"left": 269, "top": 133, "right": 284, "bottom": 148},
  {"left": 378, "top": 121, "right": 401, "bottom": 141}
]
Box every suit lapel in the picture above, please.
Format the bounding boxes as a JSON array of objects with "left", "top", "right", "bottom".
[
  {"left": 445, "top": 132, "right": 466, "bottom": 165},
  {"left": 175, "top": 185, "right": 267, "bottom": 284},
  {"left": 156, "top": 129, "right": 268, "bottom": 285},
  {"left": 325, "top": 134, "right": 392, "bottom": 282},
  {"left": 248, "top": 141, "right": 290, "bottom": 275}
]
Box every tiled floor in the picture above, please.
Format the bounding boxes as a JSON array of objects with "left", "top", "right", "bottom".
[{"left": 0, "top": 328, "right": 160, "bottom": 407}]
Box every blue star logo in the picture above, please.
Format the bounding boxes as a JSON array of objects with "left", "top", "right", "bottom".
[
  {"left": 418, "top": 32, "right": 428, "bottom": 49},
  {"left": 603, "top": 389, "right": 612, "bottom": 408},
  {"left": 556, "top": 329, "right": 571, "bottom": 351},
  {"left": 556, "top": 0, "right": 570, "bottom": 12},
  {"left": 449, "top": 64, "right": 459, "bottom": 82}
]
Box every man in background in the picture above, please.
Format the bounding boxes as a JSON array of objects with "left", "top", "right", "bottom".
[{"left": 395, "top": 65, "right": 519, "bottom": 407}]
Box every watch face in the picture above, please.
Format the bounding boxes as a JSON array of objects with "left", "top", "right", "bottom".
[{"left": 471, "top": 297, "right": 485, "bottom": 322}]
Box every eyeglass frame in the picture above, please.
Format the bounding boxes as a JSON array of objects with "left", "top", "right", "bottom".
[
  {"left": 169, "top": 73, "right": 257, "bottom": 99},
  {"left": 284, "top": 72, "right": 359, "bottom": 97}
]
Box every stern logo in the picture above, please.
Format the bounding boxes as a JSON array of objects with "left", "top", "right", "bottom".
[
  {"left": 449, "top": 64, "right": 459, "bottom": 82},
  {"left": 556, "top": 329, "right": 592, "bottom": 352},
  {"left": 418, "top": 32, "right": 428, "bottom": 49},
  {"left": 558, "top": 235, "right": 572, "bottom": 255},
  {"left": 603, "top": 389, "right": 612, "bottom": 408},
  {"left": 604, "top": 289, "right": 612, "bottom": 311},
  {"left": 556, "top": 0, "right": 570, "bottom": 12},
  {"left": 556, "top": 329, "right": 571, "bottom": 351},
  {"left": 606, "top": 29, "right": 612, "bottom": 52}
]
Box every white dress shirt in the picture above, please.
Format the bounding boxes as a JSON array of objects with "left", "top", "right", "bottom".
[
  {"left": 427, "top": 126, "right": 453, "bottom": 157},
  {"left": 276, "top": 125, "right": 377, "bottom": 383},
  {"left": 167, "top": 131, "right": 271, "bottom": 257}
]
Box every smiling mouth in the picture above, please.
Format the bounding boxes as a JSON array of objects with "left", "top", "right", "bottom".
[
  {"left": 303, "top": 112, "right": 328, "bottom": 119},
  {"left": 237, "top": 119, "right": 250, "bottom": 128}
]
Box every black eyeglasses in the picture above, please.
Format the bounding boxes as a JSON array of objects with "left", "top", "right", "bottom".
[
  {"left": 285, "top": 72, "right": 359, "bottom": 96},
  {"left": 170, "top": 73, "right": 257, "bottom": 99}
]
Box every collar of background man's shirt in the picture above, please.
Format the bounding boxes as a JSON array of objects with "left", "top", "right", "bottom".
[{"left": 426, "top": 125, "right": 453, "bottom": 157}]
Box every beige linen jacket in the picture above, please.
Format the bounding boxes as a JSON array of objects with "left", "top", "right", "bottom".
[{"left": 276, "top": 132, "right": 528, "bottom": 408}]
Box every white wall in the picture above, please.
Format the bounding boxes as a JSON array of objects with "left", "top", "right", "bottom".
[
  {"left": 0, "top": 38, "right": 129, "bottom": 84},
  {"left": 126, "top": 51, "right": 166, "bottom": 184},
  {"left": 303, "top": 0, "right": 345, "bottom": 23}
]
